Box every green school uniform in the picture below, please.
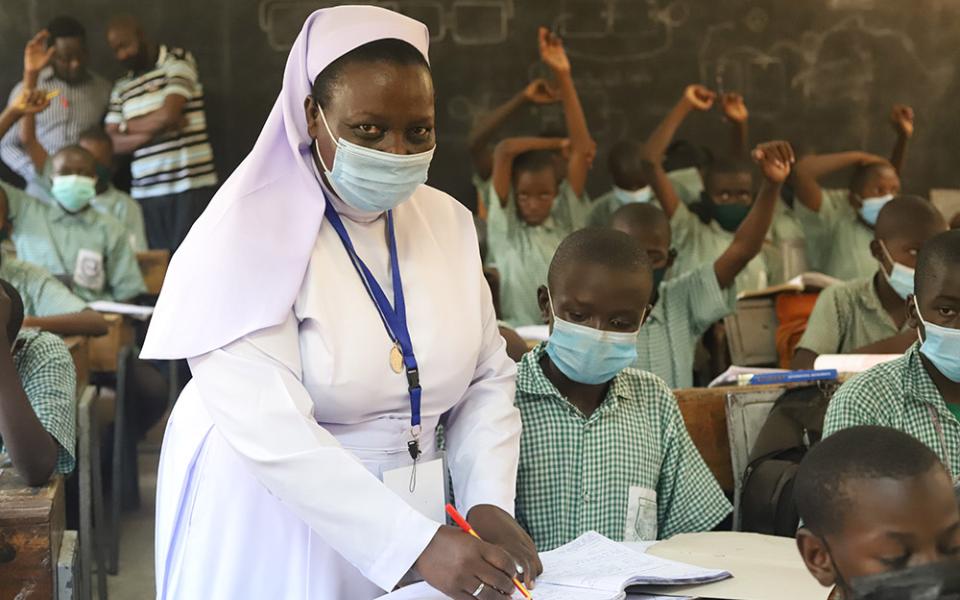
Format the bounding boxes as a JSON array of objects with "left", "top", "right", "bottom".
[
  {"left": 669, "top": 201, "right": 768, "bottom": 295},
  {"left": 472, "top": 174, "right": 494, "bottom": 213},
  {"left": 587, "top": 167, "right": 704, "bottom": 228},
  {"left": 0, "top": 255, "right": 87, "bottom": 317},
  {"left": 764, "top": 200, "right": 808, "bottom": 285},
  {"left": 3, "top": 182, "right": 146, "bottom": 302},
  {"left": 796, "top": 276, "right": 909, "bottom": 356},
  {"left": 823, "top": 344, "right": 960, "bottom": 480},
  {"left": 486, "top": 181, "right": 590, "bottom": 327},
  {"left": 795, "top": 188, "right": 874, "bottom": 281},
  {"left": 515, "top": 343, "right": 731, "bottom": 551},
  {"left": 636, "top": 263, "right": 736, "bottom": 389}
]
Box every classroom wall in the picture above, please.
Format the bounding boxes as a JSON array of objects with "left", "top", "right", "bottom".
[{"left": 2, "top": 0, "right": 959, "bottom": 208}]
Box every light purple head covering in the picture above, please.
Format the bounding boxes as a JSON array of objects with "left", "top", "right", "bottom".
[{"left": 141, "top": 6, "right": 430, "bottom": 360}]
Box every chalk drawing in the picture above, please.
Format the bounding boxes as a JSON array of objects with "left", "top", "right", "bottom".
[{"left": 553, "top": 0, "right": 688, "bottom": 62}]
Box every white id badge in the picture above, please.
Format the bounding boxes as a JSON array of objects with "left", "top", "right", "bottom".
[
  {"left": 73, "top": 248, "right": 105, "bottom": 292},
  {"left": 382, "top": 457, "right": 446, "bottom": 523},
  {"left": 624, "top": 486, "right": 658, "bottom": 542}
]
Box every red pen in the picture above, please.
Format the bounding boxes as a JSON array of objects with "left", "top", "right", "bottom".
[{"left": 445, "top": 503, "right": 533, "bottom": 600}]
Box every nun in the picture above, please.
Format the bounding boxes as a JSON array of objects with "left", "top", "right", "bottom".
[{"left": 143, "top": 6, "right": 539, "bottom": 599}]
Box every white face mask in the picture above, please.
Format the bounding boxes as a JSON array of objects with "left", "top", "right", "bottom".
[
  {"left": 878, "top": 240, "right": 915, "bottom": 300},
  {"left": 613, "top": 185, "right": 653, "bottom": 206},
  {"left": 313, "top": 103, "right": 435, "bottom": 213}
]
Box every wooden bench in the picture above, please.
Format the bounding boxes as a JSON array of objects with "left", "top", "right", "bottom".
[
  {"left": 137, "top": 249, "right": 170, "bottom": 296},
  {"left": 0, "top": 471, "right": 65, "bottom": 599},
  {"left": 87, "top": 314, "right": 134, "bottom": 373}
]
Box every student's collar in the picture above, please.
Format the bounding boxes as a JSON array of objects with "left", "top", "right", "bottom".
[
  {"left": 903, "top": 342, "right": 954, "bottom": 412},
  {"left": 522, "top": 215, "right": 557, "bottom": 231},
  {"left": 861, "top": 274, "right": 887, "bottom": 314},
  {"left": 50, "top": 201, "right": 93, "bottom": 223},
  {"left": 520, "top": 342, "right": 628, "bottom": 415}
]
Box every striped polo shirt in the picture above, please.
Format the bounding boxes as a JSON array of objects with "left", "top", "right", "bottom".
[{"left": 105, "top": 45, "right": 217, "bottom": 199}]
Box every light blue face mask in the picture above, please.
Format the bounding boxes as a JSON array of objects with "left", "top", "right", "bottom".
[
  {"left": 858, "top": 194, "right": 894, "bottom": 227},
  {"left": 613, "top": 185, "right": 653, "bottom": 206},
  {"left": 915, "top": 298, "right": 960, "bottom": 383},
  {"left": 51, "top": 174, "right": 96, "bottom": 212},
  {"left": 314, "top": 104, "right": 435, "bottom": 213},
  {"left": 545, "top": 295, "right": 643, "bottom": 385},
  {"left": 879, "top": 240, "right": 915, "bottom": 300}
]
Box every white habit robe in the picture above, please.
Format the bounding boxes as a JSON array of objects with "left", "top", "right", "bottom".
[{"left": 154, "top": 186, "right": 521, "bottom": 599}]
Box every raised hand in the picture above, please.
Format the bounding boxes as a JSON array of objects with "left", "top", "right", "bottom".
[
  {"left": 538, "top": 27, "right": 570, "bottom": 75},
  {"left": 890, "top": 104, "right": 914, "bottom": 138},
  {"left": 683, "top": 84, "right": 716, "bottom": 111},
  {"left": 752, "top": 140, "right": 796, "bottom": 184},
  {"left": 522, "top": 78, "right": 559, "bottom": 105},
  {"left": 12, "top": 88, "right": 54, "bottom": 116},
  {"left": 23, "top": 30, "right": 55, "bottom": 77},
  {"left": 720, "top": 92, "right": 749, "bottom": 123}
]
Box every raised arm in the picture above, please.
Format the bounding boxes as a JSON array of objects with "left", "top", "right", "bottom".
[
  {"left": 468, "top": 80, "right": 558, "bottom": 180},
  {"left": 720, "top": 93, "right": 749, "bottom": 157},
  {"left": 641, "top": 85, "right": 715, "bottom": 218},
  {"left": 888, "top": 104, "right": 914, "bottom": 175},
  {"left": 18, "top": 110, "right": 47, "bottom": 174},
  {"left": 713, "top": 141, "right": 795, "bottom": 289},
  {"left": 792, "top": 151, "right": 888, "bottom": 212},
  {"left": 538, "top": 27, "right": 593, "bottom": 198},
  {"left": 491, "top": 136, "right": 568, "bottom": 205},
  {"left": 0, "top": 89, "right": 51, "bottom": 142},
  {"left": 23, "top": 310, "right": 109, "bottom": 337}
]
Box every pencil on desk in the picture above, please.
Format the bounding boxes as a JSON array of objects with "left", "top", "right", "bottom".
[{"left": 445, "top": 503, "right": 534, "bottom": 600}]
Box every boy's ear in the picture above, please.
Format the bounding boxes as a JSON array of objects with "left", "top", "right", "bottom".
[
  {"left": 537, "top": 285, "right": 551, "bottom": 326},
  {"left": 906, "top": 293, "right": 921, "bottom": 331},
  {"left": 869, "top": 239, "right": 885, "bottom": 265},
  {"left": 796, "top": 529, "right": 839, "bottom": 588}
]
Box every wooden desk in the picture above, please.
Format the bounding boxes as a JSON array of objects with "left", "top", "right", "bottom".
[
  {"left": 88, "top": 314, "right": 134, "bottom": 373},
  {"left": 0, "top": 472, "right": 65, "bottom": 599},
  {"left": 63, "top": 335, "right": 90, "bottom": 395},
  {"left": 137, "top": 249, "right": 170, "bottom": 296}
]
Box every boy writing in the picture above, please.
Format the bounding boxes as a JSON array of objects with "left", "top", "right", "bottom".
[
  {"left": 486, "top": 27, "right": 594, "bottom": 327},
  {"left": 514, "top": 227, "right": 730, "bottom": 551},
  {"left": 792, "top": 195, "right": 946, "bottom": 370},
  {"left": 795, "top": 426, "right": 960, "bottom": 600},
  {"left": 0, "top": 278, "right": 77, "bottom": 485},
  {"left": 822, "top": 230, "right": 960, "bottom": 481},
  {"left": 614, "top": 141, "right": 795, "bottom": 388}
]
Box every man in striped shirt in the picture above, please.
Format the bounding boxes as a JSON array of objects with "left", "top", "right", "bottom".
[
  {"left": 105, "top": 15, "right": 217, "bottom": 251},
  {"left": 1, "top": 18, "right": 111, "bottom": 185}
]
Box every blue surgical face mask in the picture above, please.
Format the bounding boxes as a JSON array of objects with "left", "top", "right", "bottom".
[
  {"left": 879, "top": 240, "right": 915, "bottom": 300},
  {"left": 858, "top": 194, "right": 894, "bottom": 227},
  {"left": 51, "top": 174, "right": 96, "bottom": 212},
  {"left": 915, "top": 297, "right": 960, "bottom": 383},
  {"left": 313, "top": 104, "right": 435, "bottom": 213},
  {"left": 613, "top": 185, "right": 653, "bottom": 206},
  {"left": 545, "top": 293, "right": 643, "bottom": 385}
]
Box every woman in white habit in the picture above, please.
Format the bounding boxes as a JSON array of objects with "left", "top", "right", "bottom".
[{"left": 143, "top": 6, "right": 540, "bottom": 599}]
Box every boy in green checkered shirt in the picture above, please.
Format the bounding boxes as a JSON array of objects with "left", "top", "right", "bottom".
[
  {"left": 823, "top": 230, "right": 960, "bottom": 482},
  {"left": 615, "top": 141, "right": 795, "bottom": 388},
  {"left": 0, "top": 278, "right": 76, "bottom": 485},
  {"left": 514, "top": 227, "right": 730, "bottom": 552},
  {"left": 791, "top": 195, "right": 947, "bottom": 370}
]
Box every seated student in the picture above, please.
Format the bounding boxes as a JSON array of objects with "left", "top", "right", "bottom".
[
  {"left": 0, "top": 149, "right": 147, "bottom": 303},
  {"left": 514, "top": 227, "right": 731, "bottom": 551},
  {"left": 822, "top": 230, "right": 960, "bottom": 481},
  {"left": 641, "top": 85, "right": 781, "bottom": 294},
  {"left": 486, "top": 28, "right": 594, "bottom": 327},
  {"left": 792, "top": 196, "right": 947, "bottom": 370},
  {"left": 795, "top": 426, "right": 960, "bottom": 600},
  {"left": 613, "top": 141, "right": 795, "bottom": 388},
  {"left": 792, "top": 104, "right": 914, "bottom": 281},
  {"left": 0, "top": 278, "right": 77, "bottom": 485}
]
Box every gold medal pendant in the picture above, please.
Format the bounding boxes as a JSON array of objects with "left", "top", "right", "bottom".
[{"left": 390, "top": 344, "right": 404, "bottom": 374}]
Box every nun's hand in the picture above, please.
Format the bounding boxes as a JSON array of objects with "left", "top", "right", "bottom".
[
  {"left": 416, "top": 526, "right": 517, "bottom": 599},
  {"left": 468, "top": 505, "right": 542, "bottom": 590}
]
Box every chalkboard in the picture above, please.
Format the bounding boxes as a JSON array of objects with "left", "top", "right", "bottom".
[{"left": 2, "top": 0, "right": 959, "bottom": 209}]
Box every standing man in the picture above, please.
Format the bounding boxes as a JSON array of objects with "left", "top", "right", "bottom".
[
  {"left": 1, "top": 18, "right": 111, "bottom": 186},
  {"left": 104, "top": 15, "right": 217, "bottom": 252}
]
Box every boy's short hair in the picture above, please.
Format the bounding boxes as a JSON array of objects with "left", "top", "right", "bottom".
[
  {"left": 547, "top": 227, "right": 651, "bottom": 290},
  {"left": 875, "top": 195, "right": 946, "bottom": 241},
  {"left": 78, "top": 127, "right": 113, "bottom": 148},
  {"left": 664, "top": 140, "right": 710, "bottom": 172},
  {"left": 47, "top": 16, "right": 86, "bottom": 45},
  {"left": 611, "top": 202, "right": 669, "bottom": 237},
  {"left": 795, "top": 426, "right": 943, "bottom": 537},
  {"left": 916, "top": 229, "right": 960, "bottom": 302},
  {"left": 53, "top": 144, "right": 96, "bottom": 165},
  {"left": 512, "top": 150, "right": 559, "bottom": 184},
  {"left": 1, "top": 278, "right": 25, "bottom": 343},
  {"left": 850, "top": 161, "right": 896, "bottom": 193},
  {"left": 703, "top": 154, "right": 753, "bottom": 183},
  {"left": 608, "top": 140, "right": 643, "bottom": 185}
]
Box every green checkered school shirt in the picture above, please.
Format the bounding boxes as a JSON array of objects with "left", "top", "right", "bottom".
[
  {"left": 0, "top": 254, "right": 88, "bottom": 317},
  {"left": 5, "top": 329, "right": 77, "bottom": 474},
  {"left": 823, "top": 343, "right": 960, "bottom": 480},
  {"left": 514, "top": 343, "right": 731, "bottom": 551}
]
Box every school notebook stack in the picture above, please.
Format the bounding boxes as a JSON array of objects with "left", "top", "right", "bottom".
[{"left": 376, "top": 531, "right": 730, "bottom": 600}]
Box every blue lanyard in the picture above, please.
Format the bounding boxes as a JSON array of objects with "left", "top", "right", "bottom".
[{"left": 323, "top": 203, "right": 422, "bottom": 461}]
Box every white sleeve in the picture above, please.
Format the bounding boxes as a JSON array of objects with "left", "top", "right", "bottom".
[
  {"left": 187, "top": 313, "right": 441, "bottom": 592},
  {"left": 443, "top": 272, "right": 521, "bottom": 516}
]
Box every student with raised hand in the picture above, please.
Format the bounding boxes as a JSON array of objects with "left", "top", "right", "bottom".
[
  {"left": 641, "top": 85, "right": 769, "bottom": 293},
  {"left": 614, "top": 141, "right": 794, "bottom": 388},
  {"left": 791, "top": 196, "right": 947, "bottom": 370},
  {"left": 889, "top": 103, "right": 914, "bottom": 175},
  {"left": 795, "top": 426, "right": 960, "bottom": 600},
  {"left": 0, "top": 279, "right": 77, "bottom": 486},
  {"left": 822, "top": 230, "right": 960, "bottom": 481},
  {"left": 486, "top": 27, "right": 595, "bottom": 327},
  {"left": 514, "top": 228, "right": 731, "bottom": 551}
]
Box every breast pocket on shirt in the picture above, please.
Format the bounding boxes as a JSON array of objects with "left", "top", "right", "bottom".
[
  {"left": 624, "top": 486, "right": 658, "bottom": 542},
  {"left": 73, "top": 248, "right": 105, "bottom": 292}
]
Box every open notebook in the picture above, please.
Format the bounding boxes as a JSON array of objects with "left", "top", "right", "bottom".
[{"left": 377, "top": 531, "right": 728, "bottom": 600}]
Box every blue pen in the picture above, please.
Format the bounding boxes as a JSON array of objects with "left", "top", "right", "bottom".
[{"left": 749, "top": 369, "right": 838, "bottom": 385}]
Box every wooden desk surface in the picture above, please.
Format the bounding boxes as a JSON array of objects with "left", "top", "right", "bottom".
[
  {"left": 0, "top": 471, "right": 65, "bottom": 599},
  {"left": 88, "top": 313, "right": 134, "bottom": 373}
]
